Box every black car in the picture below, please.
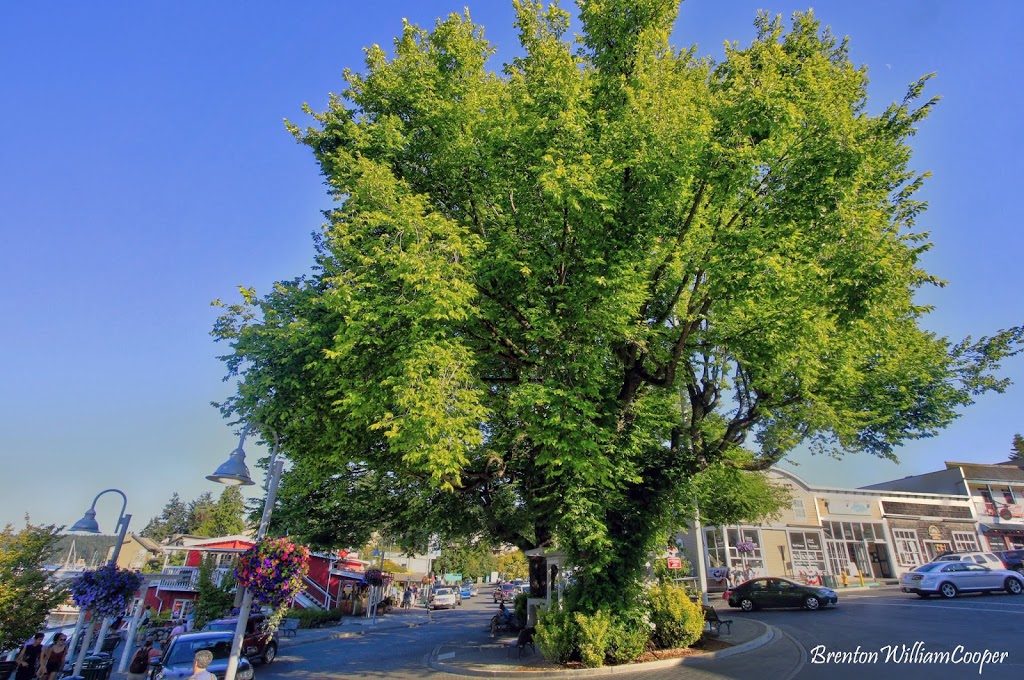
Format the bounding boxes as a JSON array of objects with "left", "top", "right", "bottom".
[
  {"left": 725, "top": 577, "right": 838, "bottom": 611},
  {"left": 998, "top": 549, "right": 1024, "bottom": 575}
]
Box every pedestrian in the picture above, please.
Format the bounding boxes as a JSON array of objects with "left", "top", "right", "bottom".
[
  {"left": 127, "top": 640, "right": 154, "bottom": 680},
  {"left": 136, "top": 605, "right": 153, "bottom": 644},
  {"left": 14, "top": 633, "right": 44, "bottom": 680},
  {"left": 189, "top": 650, "right": 215, "bottom": 680},
  {"left": 402, "top": 588, "right": 412, "bottom": 610},
  {"left": 168, "top": 620, "right": 185, "bottom": 645},
  {"left": 38, "top": 633, "right": 68, "bottom": 680}
]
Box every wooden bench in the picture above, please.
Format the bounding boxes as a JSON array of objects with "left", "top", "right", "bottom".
[
  {"left": 280, "top": 618, "right": 300, "bottom": 638},
  {"left": 702, "top": 605, "right": 732, "bottom": 636}
]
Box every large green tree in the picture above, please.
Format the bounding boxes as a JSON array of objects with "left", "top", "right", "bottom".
[
  {"left": 213, "top": 2, "right": 1022, "bottom": 613},
  {"left": 0, "top": 520, "right": 68, "bottom": 653}
]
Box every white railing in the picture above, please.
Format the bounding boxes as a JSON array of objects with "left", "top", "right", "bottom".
[
  {"left": 154, "top": 567, "right": 232, "bottom": 590},
  {"left": 300, "top": 576, "right": 330, "bottom": 609}
]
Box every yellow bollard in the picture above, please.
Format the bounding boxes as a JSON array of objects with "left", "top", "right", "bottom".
[{"left": 858, "top": 572, "right": 865, "bottom": 587}]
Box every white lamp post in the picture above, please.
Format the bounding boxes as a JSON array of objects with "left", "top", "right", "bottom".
[
  {"left": 208, "top": 423, "right": 284, "bottom": 680},
  {"left": 68, "top": 489, "right": 132, "bottom": 675}
]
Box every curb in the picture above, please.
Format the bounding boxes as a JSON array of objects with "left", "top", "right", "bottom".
[{"left": 428, "top": 620, "right": 774, "bottom": 678}]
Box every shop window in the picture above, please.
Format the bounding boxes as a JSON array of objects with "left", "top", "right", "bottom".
[
  {"left": 892, "top": 529, "right": 923, "bottom": 567},
  {"left": 952, "top": 531, "right": 980, "bottom": 552}
]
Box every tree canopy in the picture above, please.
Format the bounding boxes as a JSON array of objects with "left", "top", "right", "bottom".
[
  {"left": 0, "top": 520, "right": 68, "bottom": 653},
  {"left": 213, "top": 1, "right": 1022, "bottom": 611}
]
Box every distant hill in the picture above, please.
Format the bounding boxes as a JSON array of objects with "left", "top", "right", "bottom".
[{"left": 50, "top": 535, "right": 118, "bottom": 568}]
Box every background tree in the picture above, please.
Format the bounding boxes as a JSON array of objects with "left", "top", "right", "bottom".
[
  {"left": 192, "top": 555, "right": 237, "bottom": 629},
  {"left": 495, "top": 550, "right": 528, "bottom": 581},
  {"left": 213, "top": 2, "right": 1023, "bottom": 616},
  {"left": 0, "top": 520, "right": 68, "bottom": 653},
  {"left": 209, "top": 487, "right": 248, "bottom": 537},
  {"left": 186, "top": 492, "right": 217, "bottom": 536},
  {"left": 1010, "top": 434, "right": 1024, "bottom": 464},
  {"left": 141, "top": 492, "right": 189, "bottom": 541}
]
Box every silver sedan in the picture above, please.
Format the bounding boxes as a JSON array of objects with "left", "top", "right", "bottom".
[{"left": 900, "top": 561, "right": 1024, "bottom": 599}]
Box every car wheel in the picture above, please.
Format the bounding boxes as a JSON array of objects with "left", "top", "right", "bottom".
[
  {"left": 939, "top": 582, "right": 958, "bottom": 599},
  {"left": 740, "top": 598, "right": 755, "bottom": 612},
  {"left": 262, "top": 643, "right": 277, "bottom": 665},
  {"left": 804, "top": 596, "right": 821, "bottom": 611},
  {"left": 1006, "top": 578, "right": 1023, "bottom": 595}
]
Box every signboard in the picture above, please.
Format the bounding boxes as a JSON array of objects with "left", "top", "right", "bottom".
[
  {"left": 666, "top": 557, "right": 682, "bottom": 570},
  {"left": 827, "top": 500, "right": 873, "bottom": 516}
]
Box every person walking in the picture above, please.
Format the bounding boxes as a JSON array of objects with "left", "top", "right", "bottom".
[
  {"left": 14, "top": 633, "right": 44, "bottom": 680},
  {"left": 127, "top": 640, "right": 155, "bottom": 680},
  {"left": 38, "top": 633, "right": 68, "bottom": 680}
]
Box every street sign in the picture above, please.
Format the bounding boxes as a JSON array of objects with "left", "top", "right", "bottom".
[{"left": 667, "top": 557, "right": 682, "bottom": 570}]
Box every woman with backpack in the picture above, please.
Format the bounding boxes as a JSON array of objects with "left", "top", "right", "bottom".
[{"left": 127, "top": 639, "right": 156, "bottom": 680}]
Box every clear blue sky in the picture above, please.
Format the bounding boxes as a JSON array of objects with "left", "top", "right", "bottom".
[{"left": 2, "top": 1, "right": 1021, "bottom": 531}]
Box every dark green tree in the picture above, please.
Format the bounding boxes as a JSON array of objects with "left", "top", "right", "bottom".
[
  {"left": 191, "top": 555, "right": 237, "bottom": 629},
  {"left": 0, "top": 520, "right": 68, "bottom": 653},
  {"left": 186, "top": 492, "right": 217, "bottom": 536},
  {"left": 210, "top": 487, "right": 248, "bottom": 537},
  {"left": 213, "top": 2, "right": 1023, "bottom": 615},
  {"left": 1010, "top": 434, "right": 1024, "bottom": 464},
  {"left": 141, "top": 492, "right": 189, "bottom": 541}
]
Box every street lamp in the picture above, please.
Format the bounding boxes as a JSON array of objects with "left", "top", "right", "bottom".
[
  {"left": 68, "top": 489, "right": 132, "bottom": 674},
  {"left": 209, "top": 423, "right": 284, "bottom": 680}
]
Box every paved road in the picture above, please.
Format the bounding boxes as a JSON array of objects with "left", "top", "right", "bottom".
[
  {"left": 256, "top": 586, "right": 1023, "bottom": 679},
  {"left": 720, "top": 585, "right": 1023, "bottom": 680}
]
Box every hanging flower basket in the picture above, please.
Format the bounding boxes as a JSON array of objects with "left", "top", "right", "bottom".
[
  {"left": 364, "top": 568, "right": 384, "bottom": 587},
  {"left": 235, "top": 538, "right": 310, "bottom": 609},
  {"left": 735, "top": 540, "right": 757, "bottom": 554},
  {"left": 70, "top": 565, "right": 144, "bottom": 619}
]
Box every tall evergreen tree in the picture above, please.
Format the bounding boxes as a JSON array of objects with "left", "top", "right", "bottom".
[
  {"left": 1010, "top": 434, "right": 1024, "bottom": 464},
  {"left": 141, "top": 492, "right": 189, "bottom": 541},
  {"left": 211, "top": 487, "right": 248, "bottom": 536},
  {"left": 187, "top": 492, "right": 217, "bottom": 536}
]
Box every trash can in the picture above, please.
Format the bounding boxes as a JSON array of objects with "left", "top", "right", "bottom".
[
  {"left": 81, "top": 655, "right": 114, "bottom": 680},
  {"left": 822, "top": 574, "right": 837, "bottom": 589}
]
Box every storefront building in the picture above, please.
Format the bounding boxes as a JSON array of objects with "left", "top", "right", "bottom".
[
  {"left": 864, "top": 461, "right": 1024, "bottom": 551},
  {"left": 680, "top": 468, "right": 978, "bottom": 593}
]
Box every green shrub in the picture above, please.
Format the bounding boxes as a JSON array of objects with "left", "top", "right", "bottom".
[
  {"left": 573, "top": 610, "right": 611, "bottom": 668},
  {"left": 283, "top": 607, "right": 345, "bottom": 628},
  {"left": 513, "top": 592, "right": 529, "bottom": 627},
  {"left": 535, "top": 605, "right": 576, "bottom": 664},
  {"left": 604, "top": 609, "right": 651, "bottom": 665},
  {"left": 647, "top": 584, "right": 703, "bottom": 649}
]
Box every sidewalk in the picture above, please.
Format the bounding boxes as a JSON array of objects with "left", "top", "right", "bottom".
[{"left": 429, "top": 614, "right": 803, "bottom": 679}]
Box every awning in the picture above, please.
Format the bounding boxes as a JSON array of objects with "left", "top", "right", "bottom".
[{"left": 980, "top": 522, "right": 1024, "bottom": 534}]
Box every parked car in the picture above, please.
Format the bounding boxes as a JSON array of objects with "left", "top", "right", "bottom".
[
  {"left": 996, "top": 549, "right": 1024, "bottom": 575},
  {"left": 930, "top": 551, "right": 1006, "bottom": 570},
  {"left": 900, "top": 562, "right": 1024, "bottom": 598},
  {"left": 493, "top": 583, "right": 518, "bottom": 603},
  {"left": 431, "top": 587, "right": 459, "bottom": 610},
  {"left": 150, "top": 631, "right": 254, "bottom": 680},
  {"left": 725, "top": 577, "right": 838, "bottom": 611},
  {"left": 203, "top": 613, "right": 278, "bottom": 664}
]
